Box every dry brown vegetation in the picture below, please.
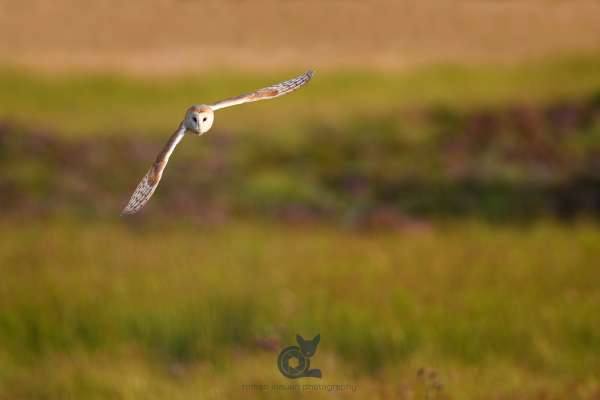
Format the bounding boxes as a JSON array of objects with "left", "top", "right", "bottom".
[
  {"left": 1, "top": 0, "right": 600, "bottom": 73},
  {"left": 3, "top": 94, "right": 600, "bottom": 222}
]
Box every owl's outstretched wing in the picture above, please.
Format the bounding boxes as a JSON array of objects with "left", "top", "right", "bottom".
[
  {"left": 121, "top": 126, "right": 186, "bottom": 215},
  {"left": 210, "top": 70, "right": 314, "bottom": 111}
]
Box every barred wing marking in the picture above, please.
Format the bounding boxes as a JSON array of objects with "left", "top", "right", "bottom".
[
  {"left": 121, "top": 126, "right": 186, "bottom": 215},
  {"left": 210, "top": 70, "right": 314, "bottom": 111}
]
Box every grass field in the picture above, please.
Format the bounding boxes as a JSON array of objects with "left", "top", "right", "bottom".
[
  {"left": 2, "top": 0, "right": 600, "bottom": 72},
  {"left": 2, "top": 56, "right": 600, "bottom": 137},
  {"left": 0, "top": 219, "right": 599, "bottom": 399},
  {"left": 2, "top": 49, "right": 600, "bottom": 398}
]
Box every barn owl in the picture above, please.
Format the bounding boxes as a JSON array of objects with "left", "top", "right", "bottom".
[{"left": 121, "top": 70, "right": 314, "bottom": 215}]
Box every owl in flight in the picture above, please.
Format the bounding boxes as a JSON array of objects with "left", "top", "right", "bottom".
[{"left": 121, "top": 70, "right": 314, "bottom": 215}]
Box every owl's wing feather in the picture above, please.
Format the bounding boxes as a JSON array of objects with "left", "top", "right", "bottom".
[
  {"left": 122, "top": 70, "right": 314, "bottom": 215},
  {"left": 121, "top": 126, "right": 186, "bottom": 215},
  {"left": 211, "top": 70, "right": 314, "bottom": 111}
]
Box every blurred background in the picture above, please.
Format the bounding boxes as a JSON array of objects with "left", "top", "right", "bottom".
[{"left": 1, "top": 1, "right": 600, "bottom": 398}]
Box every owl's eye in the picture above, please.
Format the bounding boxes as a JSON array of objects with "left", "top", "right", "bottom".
[
  {"left": 192, "top": 116, "right": 198, "bottom": 123},
  {"left": 202, "top": 117, "right": 207, "bottom": 122}
]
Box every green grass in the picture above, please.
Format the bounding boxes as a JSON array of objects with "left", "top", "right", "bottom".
[
  {"left": 2, "top": 56, "right": 600, "bottom": 398},
  {"left": 0, "top": 218, "right": 599, "bottom": 399},
  {"left": 2, "top": 55, "right": 600, "bottom": 137}
]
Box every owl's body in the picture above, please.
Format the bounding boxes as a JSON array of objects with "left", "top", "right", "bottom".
[{"left": 121, "top": 70, "right": 314, "bottom": 215}]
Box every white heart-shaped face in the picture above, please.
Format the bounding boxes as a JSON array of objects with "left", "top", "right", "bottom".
[{"left": 184, "top": 105, "right": 214, "bottom": 135}]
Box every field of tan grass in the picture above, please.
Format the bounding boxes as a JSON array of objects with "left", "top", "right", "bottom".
[{"left": 1, "top": 0, "right": 600, "bottom": 73}]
